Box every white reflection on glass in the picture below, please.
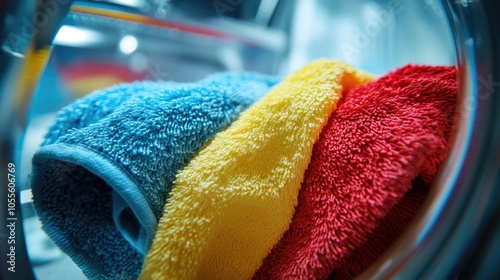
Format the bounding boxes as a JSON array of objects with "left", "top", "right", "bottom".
[
  {"left": 54, "top": 26, "right": 106, "bottom": 47},
  {"left": 119, "top": 35, "right": 139, "bottom": 54}
]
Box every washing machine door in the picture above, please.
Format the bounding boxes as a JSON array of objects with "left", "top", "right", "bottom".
[
  {"left": 0, "top": 0, "right": 499, "bottom": 280},
  {"left": 0, "top": 1, "right": 72, "bottom": 279}
]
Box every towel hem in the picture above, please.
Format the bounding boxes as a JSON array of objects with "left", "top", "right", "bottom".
[{"left": 31, "top": 142, "right": 156, "bottom": 278}]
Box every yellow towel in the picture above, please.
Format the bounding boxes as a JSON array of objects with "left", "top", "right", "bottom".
[{"left": 140, "top": 60, "right": 375, "bottom": 280}]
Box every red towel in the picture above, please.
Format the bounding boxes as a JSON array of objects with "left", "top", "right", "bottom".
[
  {"left": 333, "top": 177, "right": 428, "bottom": 280},
  {"left": 253, "top": 65, "right": 457, "bottom": 280}
]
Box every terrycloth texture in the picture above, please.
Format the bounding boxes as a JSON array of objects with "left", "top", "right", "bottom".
[
  {"left": 254, "top": 65, "right": 457, "bottom": 280},
  {"left": 140, "top": 60, "right": 375, "bottom": 280},
  {"left": 30, "top": 72, "right": 279, "bottom": 280},
  {"left": 333, "top": 178, "right": 429, "bottom": 280}
]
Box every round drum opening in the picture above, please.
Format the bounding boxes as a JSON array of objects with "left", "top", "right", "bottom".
[{"left": 0, "top": 0, "right": 498, "bottom": 279}]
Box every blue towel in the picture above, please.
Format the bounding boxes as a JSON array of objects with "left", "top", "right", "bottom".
[{"left": 30, "top": 72, "right": 279, "bottom": 280}]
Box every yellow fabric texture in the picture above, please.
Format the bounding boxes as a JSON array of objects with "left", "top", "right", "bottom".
[{"left": 140, "top": 60, "right": 375, "bottom": 280}]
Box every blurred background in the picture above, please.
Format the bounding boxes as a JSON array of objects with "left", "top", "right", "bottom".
[{"left": 5, "top": 0, "right": 458, "bottom": 278}]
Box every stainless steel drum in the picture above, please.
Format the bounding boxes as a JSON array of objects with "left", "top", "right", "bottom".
[{"left": 0, "top": 1, "right": 498, "bottom": 279}]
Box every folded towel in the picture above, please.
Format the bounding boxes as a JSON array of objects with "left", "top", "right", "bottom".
[
  {"left": 333, "top": 178, "right": 429, "bottom": 280},
  {"left": 30, "top": 72, "right": 279, "bottom": 280},
  {"left": 254, "top": 65, "right": 456, "bottom": 280},
  {"left": 140, "top": 60, "right": 374, "bottom": 280}
]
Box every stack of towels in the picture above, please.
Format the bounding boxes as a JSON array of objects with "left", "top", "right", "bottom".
[{"left": 30, "top": 59, "right": 457, "bottom": 280}]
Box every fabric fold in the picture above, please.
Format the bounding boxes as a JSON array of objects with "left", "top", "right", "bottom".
[
  {"left": 333, "top": 178, "right": 429, "bottom": 280},
  {"left": 253, "top": 65, "right": 457, "bottom": 280},
  {"left": 31, "top": 72, "right": 279, "bottom": 279},
  {"left": 140, "top": 59, "right": 374, "bottom": 280}
]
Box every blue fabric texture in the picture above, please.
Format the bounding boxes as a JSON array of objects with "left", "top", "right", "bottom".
[{"left": 30, "top": 72, "right": 279, "bottom": 280}]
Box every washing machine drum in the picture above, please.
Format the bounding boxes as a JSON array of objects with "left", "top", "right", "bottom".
[{"left": 0, "top": 0, "right": 499, "bottom": 279}]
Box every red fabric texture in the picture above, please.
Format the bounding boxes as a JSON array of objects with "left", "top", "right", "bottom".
[
  {"left": 332, "top": 178, "right": 428, "bottom": 280},
  {"left": 253, "top": 65, "right": 457, "bottom": 280}
]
